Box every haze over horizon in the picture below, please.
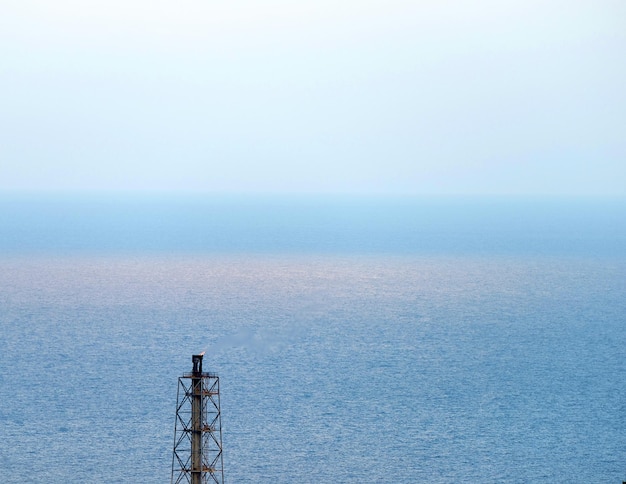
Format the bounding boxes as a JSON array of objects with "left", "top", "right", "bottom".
[{"left": 1, "top": 0, "right": 625, "bottom": 196}]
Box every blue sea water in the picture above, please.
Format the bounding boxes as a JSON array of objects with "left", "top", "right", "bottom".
[{"left": 0, "top": 196, "right": 625, "bottom": 482}]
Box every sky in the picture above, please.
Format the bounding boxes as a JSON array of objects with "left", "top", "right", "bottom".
[{"left": 1, "top": 0, "right": 625, "bottom": 196}]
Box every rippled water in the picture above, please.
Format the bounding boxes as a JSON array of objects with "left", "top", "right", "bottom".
[
  {"left": 1, "top": 197, "right": 625, "bottom": 482},
  {"left": 1, "top": 253, "right": 624, "bottom": 482}
]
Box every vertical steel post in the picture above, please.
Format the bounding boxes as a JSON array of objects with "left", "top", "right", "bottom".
[{"left": 191, "top": 354, "right": 203, "bottom": 484}]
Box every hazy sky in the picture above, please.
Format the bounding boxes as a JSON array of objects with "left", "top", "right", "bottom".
[{"left": 1, "top": 0, "right": 625, "bottom": 195}]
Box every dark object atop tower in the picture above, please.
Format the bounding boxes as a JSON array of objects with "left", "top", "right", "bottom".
[{"left": 192, "top": 354, "right": 203, "bottom": 375}]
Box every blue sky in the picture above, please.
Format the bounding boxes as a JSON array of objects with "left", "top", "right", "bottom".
[{"left": 1, "top": 0, "right": 625, "bottom": 195}]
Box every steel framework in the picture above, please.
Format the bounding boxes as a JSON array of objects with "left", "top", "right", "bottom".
[{"left": 171, "top": 353, "right": 224, "bottom": 484}]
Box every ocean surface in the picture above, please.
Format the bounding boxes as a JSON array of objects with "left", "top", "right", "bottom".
[{"left": 0, "top": 196, "right": 625, "bottom": 482}]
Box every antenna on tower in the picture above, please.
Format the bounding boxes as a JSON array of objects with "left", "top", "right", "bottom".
[{"left": 171, "top": 353, "right": 224, "bottom": 484}]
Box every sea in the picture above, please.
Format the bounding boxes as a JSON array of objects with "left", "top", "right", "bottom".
[{"left": 0, "top": 195, "right": 625, "bottom": 483}]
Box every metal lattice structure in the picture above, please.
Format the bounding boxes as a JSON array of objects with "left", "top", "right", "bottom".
[{"left": 171, "top": 353, "right": 224, "bottom": 484}]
